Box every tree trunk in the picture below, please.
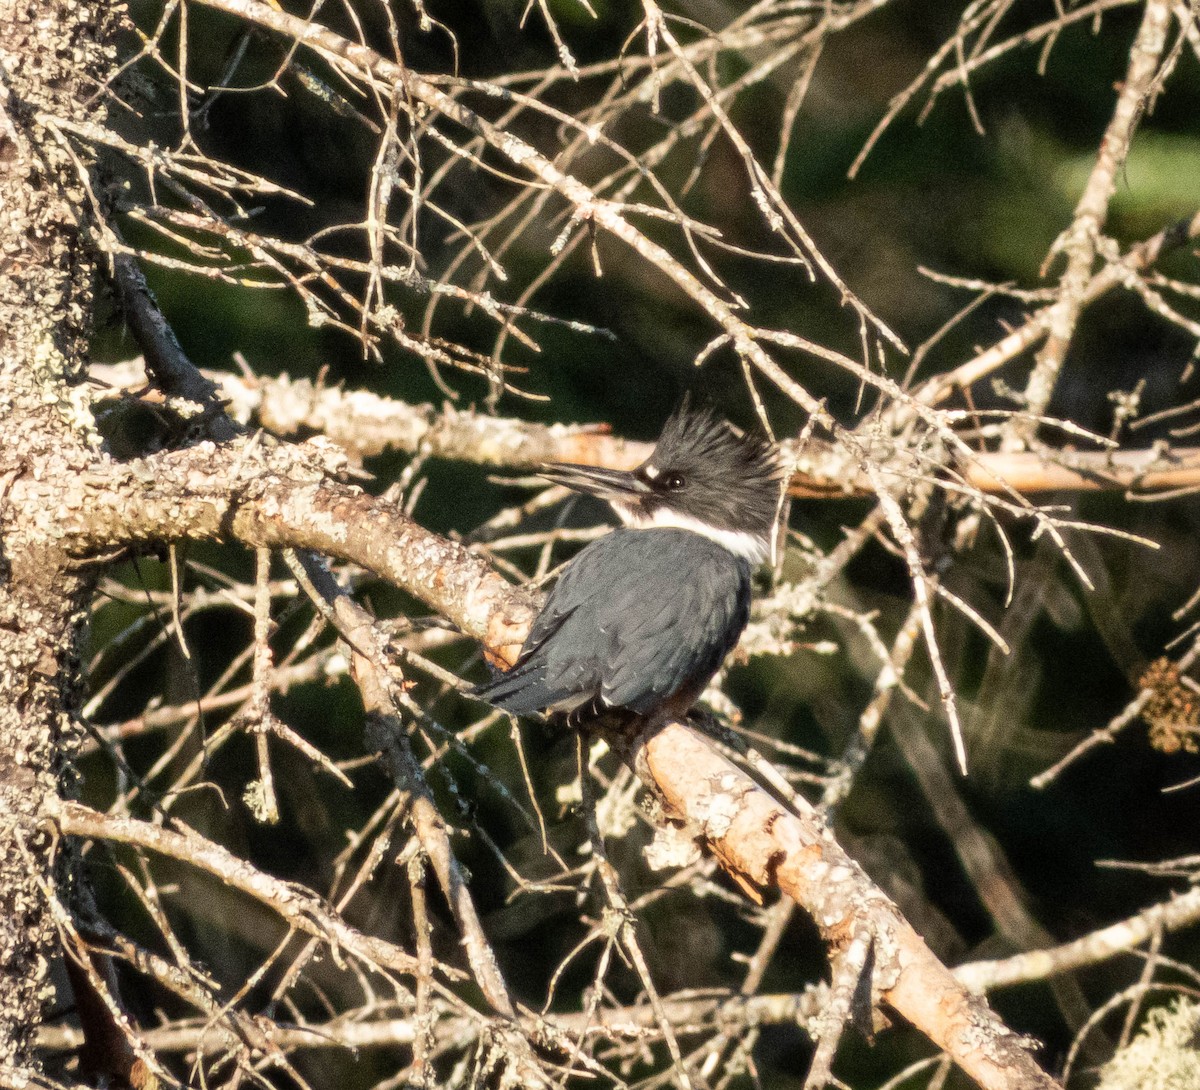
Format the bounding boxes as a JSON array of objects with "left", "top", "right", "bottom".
[{"left": 0, "top": 1, "right": 116, "bottom": 1080}]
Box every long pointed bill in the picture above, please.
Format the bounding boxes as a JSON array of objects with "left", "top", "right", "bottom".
[{"left": 537, "top": 462, "right": 650, "bottom": 503}]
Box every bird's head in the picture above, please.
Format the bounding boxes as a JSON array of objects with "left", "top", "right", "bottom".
[{"left": 539, "top": 403, "right": 785, "bottom": 563}]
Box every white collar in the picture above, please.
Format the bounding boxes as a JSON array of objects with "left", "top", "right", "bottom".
[{"left": 615, "top": 505, "right": 768, "bottom": 564}]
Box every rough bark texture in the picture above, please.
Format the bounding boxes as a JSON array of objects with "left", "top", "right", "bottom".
[
  {"left": 5, "top": 439, "right": 539, "bottom": 665},
  {"left": 0, "top": 1, "right": 116, "bottom": 1080}
]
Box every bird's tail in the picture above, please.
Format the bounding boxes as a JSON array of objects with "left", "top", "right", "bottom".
[{"left": 471, "top": 663, "right": 551, "bottom": 716}]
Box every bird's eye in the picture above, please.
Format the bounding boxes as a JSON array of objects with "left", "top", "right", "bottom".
[{"left": 663, "top": 473, "right": 686, "bottom": 490}]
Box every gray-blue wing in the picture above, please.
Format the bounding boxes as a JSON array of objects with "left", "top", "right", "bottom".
[{"left": 474, "top": 529, "right": 750, "bottom": 717}]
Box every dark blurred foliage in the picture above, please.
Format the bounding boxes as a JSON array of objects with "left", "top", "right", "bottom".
[{"left": 80, "top": 1, "right": 1200, "bottom": 1086}]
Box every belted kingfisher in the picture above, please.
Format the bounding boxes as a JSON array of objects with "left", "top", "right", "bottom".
[{"left": 474, "top": 403, "right": 784, "bottom": 726}]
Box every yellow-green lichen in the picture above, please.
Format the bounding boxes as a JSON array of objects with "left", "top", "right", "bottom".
[{"left": 1097, "top": 999, "right": 1200, "bottom": 1090}]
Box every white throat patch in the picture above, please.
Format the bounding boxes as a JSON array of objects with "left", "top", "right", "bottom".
[{"left": 615, "top": 505, "right": 769, "bottom": 564}]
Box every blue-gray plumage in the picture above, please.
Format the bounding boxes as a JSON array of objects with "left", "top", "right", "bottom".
[
  {"left": 476, "top": 528, "right": 751, "bottom": 718},
  {"left": 474, "top": 402, "right": 783, "bottom": 725}
]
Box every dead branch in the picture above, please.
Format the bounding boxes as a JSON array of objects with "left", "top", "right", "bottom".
[
  {"left": 8, "top": 437, "right": 536, "bottom": 664},
  {"left": 625, "top": 722, "right": 1061, "bottom": 1090},
  {"left": 328, "top": 579, "right": 517, "bottom": 1018},
  {"left": 45, "top": 798, "right": 428, "bottom": 981},
  {"left": 1013, "top": 0, "right": 1174, "bottom": 440},
  {"left": 37, "top": 987, "right": 826, "bottom": 1055},
  {"left": 93, "top": 361, "right": 1200, "bottom": 498},
  {"left": 955, "top": 885, "right": 1200, "bottom": 994}
]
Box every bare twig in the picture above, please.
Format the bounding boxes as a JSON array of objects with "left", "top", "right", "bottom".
[
  {"left": 1010, "top": 0, "right": 1174, "bottom": 444},
  {"left": 45, "top": 798, "right": 428, "bottom": 980}
]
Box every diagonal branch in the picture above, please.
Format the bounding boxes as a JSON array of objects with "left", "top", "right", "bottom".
[
  {"left": 12, "top": 439, "right": 536, "bottom": 664},
  {"left": 1011, "top": 0, "right": 1174, "bottom": 442},
  {"left": 626, "top": 722, "right": 1062, "bottom": 1090},
  {"left": 45, "top": 798, "right": 428, "bottom": 981}
]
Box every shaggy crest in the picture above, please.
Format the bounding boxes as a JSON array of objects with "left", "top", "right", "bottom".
[{"left": 636, "top": 399, "right": 784, "bottom": 539}]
